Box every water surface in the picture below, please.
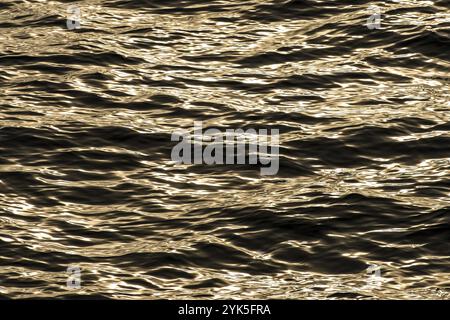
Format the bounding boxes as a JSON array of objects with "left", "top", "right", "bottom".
[{"left": 0, "top": 0, "right": 449, "bottom": 299}]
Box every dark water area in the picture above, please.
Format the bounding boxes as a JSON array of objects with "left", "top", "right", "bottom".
[{"left": 0, "top": 0, "right": 449, "bottom": 299}]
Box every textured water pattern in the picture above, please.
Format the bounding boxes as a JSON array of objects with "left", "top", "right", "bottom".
[{"left": 0, "top": 0, "right": 449, "bottom": 299}]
